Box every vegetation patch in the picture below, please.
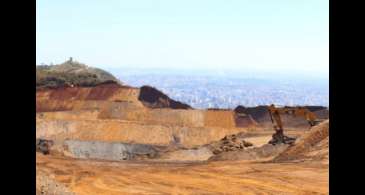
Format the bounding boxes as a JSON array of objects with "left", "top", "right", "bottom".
[{"left": 36, "top": 58, "right": 121, "bottom": 89}]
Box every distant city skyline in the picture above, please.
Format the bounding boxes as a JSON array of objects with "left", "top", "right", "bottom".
[
  {"left": 37, "top": 0, "right": 328, "bottom": 78},
  {"left": 118, "top": 70, "right": 329, "bottom": 108}
]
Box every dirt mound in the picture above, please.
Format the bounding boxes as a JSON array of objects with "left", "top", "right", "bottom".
[
  {"left": 205, "top": 132, "right": 289, "bottom": 161},
  {"left": 206, "top": 134, "right": 253, "bottom": 155},
  {"left": 138, "top": 85, "right": 192, "bottom": 109},
  {"left": 273, "top": 120, "right": 329, "bottom": 162},
  {"left": 209, "top": 144, "right": 288, "bottom": 161}
]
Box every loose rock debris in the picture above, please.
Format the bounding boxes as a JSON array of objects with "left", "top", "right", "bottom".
[{"left": 208, "top": 134, "right": 253, "bottom": 155}]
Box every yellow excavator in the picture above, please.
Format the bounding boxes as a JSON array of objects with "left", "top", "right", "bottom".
[{"left": 267, "top": 104, "right": 322, "bottom": 145}]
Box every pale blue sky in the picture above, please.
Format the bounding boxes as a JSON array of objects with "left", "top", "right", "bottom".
[{"left": 36, "top": 0, "right": 328, "bottom": 77}]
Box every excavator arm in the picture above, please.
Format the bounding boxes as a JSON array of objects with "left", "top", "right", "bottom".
[{"left": 267, "top": 104, "right": 320, "bottom": 145}]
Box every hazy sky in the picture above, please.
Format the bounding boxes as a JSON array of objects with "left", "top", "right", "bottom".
[{"left": 37, "top": 0, "right": 328, "bottom": 77}]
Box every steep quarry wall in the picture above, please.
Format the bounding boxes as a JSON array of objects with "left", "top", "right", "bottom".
[
  {"left": 36, "top": 118, "right": 247, "bottom": 148},
  {"left": 36, "top": 84, "right": 257, "bottom": 153},
  {"left": 37, "top": 85, "right": 257, "bottom": 129},
  {"left": 99, "top": 106, "right": 205, "bottom": 127},
  {"left": 36, "top": 99, "right": 145, "bottom": 112},
  {"left": 38, "top": 104, "right": 247, "bottom": 129},
  {"left": 204, "top": 110, "right": 236, "bottom": 128},
  {"left": 36, "top": 83, "right": 195, "bottom": 112},
  {"left": 37, "top": 110, "right": 100, "bottom": 121},
  {"left": 37, "top": 83, "right": 139, "bottom": 102},
  {"left": 36, "top": 84, "right": 142, "bottom": 112},
  {"left": 100, "top": 107, "right": 244, "bottom": 128}
]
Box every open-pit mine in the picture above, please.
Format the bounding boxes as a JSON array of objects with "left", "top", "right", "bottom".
[{"left": 36, "top": 82, "right": 329, "bottom": 195}]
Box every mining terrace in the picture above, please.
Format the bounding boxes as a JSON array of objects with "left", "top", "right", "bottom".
[{"left": 36, "top": 83, "right": 329, "bottom": 195}]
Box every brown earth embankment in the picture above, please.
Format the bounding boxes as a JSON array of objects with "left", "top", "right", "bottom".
[
  {"left": 36, "top": 83, "right": 142, "bottom": 112},
  {"left": 36, "top": 118, "right": 248, "bottom": 148},
  {"left": 38, "top": 105, "right": 256, "bottom": 129}
]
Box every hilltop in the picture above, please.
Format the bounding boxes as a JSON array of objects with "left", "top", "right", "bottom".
[{"left": 36, "top": 58, "right": 122, "bottom": 89}]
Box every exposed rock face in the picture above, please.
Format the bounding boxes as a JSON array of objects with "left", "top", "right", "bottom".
[
  {"left": 36, "top": 117, "right": 247, "bottom": 148},
  {"left": 36, "top": 83, "right": 143, "bottom": 112},
  {"left": 36, "top": 84, "right": 194, "bottom": 112},
  {"left": 138, "top": 85, "right": 192, "bottom": 109}
]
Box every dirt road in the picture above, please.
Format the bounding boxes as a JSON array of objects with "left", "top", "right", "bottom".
[{"left": 36, "top": 153, "right": 328, "bottom": 195}]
